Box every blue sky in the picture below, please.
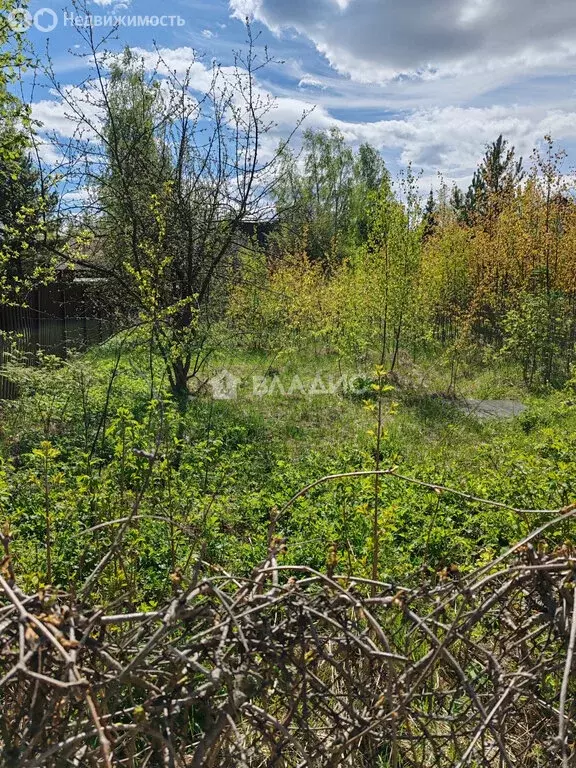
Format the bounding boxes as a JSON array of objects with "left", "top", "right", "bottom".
[{"left": 17, "top": 0, "right": 576, "bottom": 191}]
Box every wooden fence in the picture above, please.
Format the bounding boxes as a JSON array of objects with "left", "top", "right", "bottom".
[{"left": 0, "top": 277, "right": 110, "bottom": 399}]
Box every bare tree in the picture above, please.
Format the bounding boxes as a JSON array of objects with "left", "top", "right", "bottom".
[{"left": 46, "top": 12, "right": 301, "bottom": 406}]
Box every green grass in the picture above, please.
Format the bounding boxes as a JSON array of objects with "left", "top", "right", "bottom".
[{"left": 2, "top": 337, "right": 576, "bottom": 604}]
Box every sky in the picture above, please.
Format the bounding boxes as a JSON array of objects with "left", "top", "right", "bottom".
[{"left": 15, "top": 0, "right": 576, "bottom": 192}]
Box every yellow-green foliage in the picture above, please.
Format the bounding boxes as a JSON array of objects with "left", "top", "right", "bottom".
[
  {"left": 420, "top": 220, "right": 474, "bottom": 340},
  {"left": 228, "top": 242, "right": 327, "bottom": 354},
  {"left": 229, "top": 177, "right": 423, "bottom": 371}
]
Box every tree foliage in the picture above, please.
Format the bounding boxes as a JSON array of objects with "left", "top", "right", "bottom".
[
  {"left": 272, "top": 129, "right": 389, "bottom": 266},
  {"left": 57, "top": 31, "right": 295, "bottom": 404},
  {"left": 452, "top": 134, "right": 524, "bottom": 226},
  {"left": 0, "top": 0, "right": 57, "bottom": 305},
  {"left": 233, "top": 131, "right": 576, "bottom": 390}
]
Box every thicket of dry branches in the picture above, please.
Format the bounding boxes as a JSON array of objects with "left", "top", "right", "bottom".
[{"left": 2, "top": 501, "right": 576, "bottom": 767}]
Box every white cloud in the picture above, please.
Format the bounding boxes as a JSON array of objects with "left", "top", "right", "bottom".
[
  {"left": 230, "top": 0, "right": 576, "bottom": 84},
  {"left": 254, "top": 94, "right": 576, "bottom": 185},
  {"left": 33, "top": 37, "right": 576, "bottom": 193},
  {"left": 348, "top": 105, "right": 576, "bottom": 181},
  {"left": 127, "top": 47, "right": 216, "bottom": 91},
  {"left": 33, "top": 138, "right": 65, "bottom": 167},
  {"left": 31, "top": 84, "right": 104, "bottom": 139},
  {"left": 222, "top": 0, "right": 576, "bottom": 187},
  {"left": 202, "top": 29, "right": 215, "bottom": 39},
  {"left": 91, "top": 0, "right": 131, "bottom": 7},
  {"left": 32, "top": 99, "right": 78, "bottom": 137},
  {"left": 62, "top": 188, "right": 95, "bottom": 204},
  {"left": 298, "top": 75, "right": 326, "bottom": 90}
]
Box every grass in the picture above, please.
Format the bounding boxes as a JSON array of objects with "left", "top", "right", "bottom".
[
  {"left": 85, "top": 337, "right": 567, "bottom": 485},
  {"left": 3, "top": 335, "right": 576, "bottom": 598}
]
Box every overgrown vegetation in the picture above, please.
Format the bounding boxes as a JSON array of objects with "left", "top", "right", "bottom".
[
  {"left": 0, "top": 1, "right": 57, "bottom": 304},
  {"left": 2, "top": 5, "right": 576, "bottom": 764}
]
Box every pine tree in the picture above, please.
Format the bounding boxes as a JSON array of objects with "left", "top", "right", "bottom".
[
  {"left": 481, "top": 134, "right": 524, "bottom": 198},
  {"left": 461, "top": 135, "right": 524, "bottom": 225},
  {"left": 423, "top": 189, "right": 437, "bottom": 241},
  {"left": 450, "top": 186, "right": 466, "bottom": 222}
]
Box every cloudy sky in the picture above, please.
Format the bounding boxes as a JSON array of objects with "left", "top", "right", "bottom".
[{"left": 19, "top": 0, "right": 576, "bottom": 189}]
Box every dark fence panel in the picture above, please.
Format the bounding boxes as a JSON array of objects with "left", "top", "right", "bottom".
[{"left": 0, "top": 277, "right": 110, "bottom": 399}]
